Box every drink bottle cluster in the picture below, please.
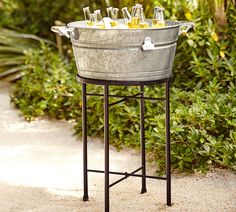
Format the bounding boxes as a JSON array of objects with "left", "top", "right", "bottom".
[{"left": 83, "top": 4, "right": 166, "bottom": 29}]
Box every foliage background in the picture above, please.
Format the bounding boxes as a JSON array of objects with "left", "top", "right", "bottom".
[{"left": 1, "top": 0, "right": 236, "bottom": 173}]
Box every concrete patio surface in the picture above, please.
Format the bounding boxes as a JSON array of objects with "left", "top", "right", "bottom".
[{"left": 0, "top": 81, "right": 236, "bottom": 212}]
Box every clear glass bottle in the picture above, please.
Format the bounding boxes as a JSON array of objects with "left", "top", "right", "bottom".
[
  {"left": 152, "top": 6, "right": 165, "bottom": 28},
  {"left": 139, "top": 7, "right": 149, "bottom": 28},
  {"left": 121, "top": 7, "right": 131, "bottom": 23},
  {"left": 129, "top": 5, "right": 140, "bottom": 28},
  {"left": 106, "top": 7, "right": 119, "bottom": 27},
  {"left": 110, "top": 8, "right": 119, "bottom": 27},
  {"left": 94, "top": 9, "right": 105, "bottom": 29},
  {"left": 88, "top": 13, "right": 97, "bottom": 27},
  {"left": 106, "top": 7, "right": 113, "bottom": 18},
  {"left": 128, "top": 4, "right": 149, "bottom": 29},
  {"left": 83, "top": 6, "right": 92, "bottom": 27},
  {"left": 131, "top": 5, "right": 137, "bottom": 18}
]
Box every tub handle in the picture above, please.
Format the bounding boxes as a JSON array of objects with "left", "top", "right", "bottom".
[
  {"left": 51, "top": 26, "right": 80, "bottom": 39},
  {"left": 179, "top": 21, "right": 194, "bottom": 35},
  {"left": 142, "top": 37, "right": 155, "bottom": 51},
  {"left": 51, "top": 26, "right": 71, "bottom": 38}
]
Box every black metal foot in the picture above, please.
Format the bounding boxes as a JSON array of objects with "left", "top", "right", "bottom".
[
  {"left": 141, "top": 188, "right": 147, "bottom": 194},
  {"left": 83, "top": 196, "right": 89, "bottom": 201},
  {"left": 167, "top": 201, "right": 172, "bottom": 207}
]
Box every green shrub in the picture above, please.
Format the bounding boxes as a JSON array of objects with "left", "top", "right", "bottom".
[
  {"left": 173, "top": 2, "right": 236, "bottom": 90},
  {"left": 11, "top": 44, "right": 81, "bottom": 121},
  {"left": 11, "top": 43, "right": 236, "bottom": 174},
  {"left": 0, "top": 28, "right": 55, "bottom": 82},
  {"left": 10, "top": 1, "right": 236, "bottom": 174},
  {"left": 0, "top": 0, "right": 83, "bottom": 37}
]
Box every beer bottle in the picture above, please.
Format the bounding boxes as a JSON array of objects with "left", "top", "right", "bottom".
[
  {"left": 121, "top": 7, "right": 132, "bottom": 24},
  {"left": 83, "top": 7, "right": 92, "bottom": 27},
  {"left": 94, "top": 9, "right": 105, "bottom": 29},
  {"left": 107, "top": 7, "right": 119, "bottom": 27},
  {"left": 129, "top": 5, "right": 140, "bottom": 28},
  {"left": 152, "top": 6, "right": 165, "bottom": 28},
  {"left": 111, "top": 8, "right": 119, "bottom": 27},
  {"left": 88, "top": 13, "right": 97, "bottom": 27},
  {"left": 139, "top": 7, "right": 149, "bottom": 28}
]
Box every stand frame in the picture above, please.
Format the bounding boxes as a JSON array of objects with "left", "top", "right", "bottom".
[{"left": 78, "top": 75, "right": 172, "bottom": 212}]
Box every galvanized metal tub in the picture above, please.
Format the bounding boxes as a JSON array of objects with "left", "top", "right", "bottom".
[{"left": 52, "top": 20, "right": 193, "bottom": 81}]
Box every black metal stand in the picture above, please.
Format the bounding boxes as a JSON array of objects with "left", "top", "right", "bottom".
[{"left": 78, "top": 75, "right": 172, "bottom": 212}]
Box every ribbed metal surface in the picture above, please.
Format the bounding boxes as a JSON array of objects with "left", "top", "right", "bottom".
[{"left": 68, "top": 20, "right": 181, "bottom": 81}]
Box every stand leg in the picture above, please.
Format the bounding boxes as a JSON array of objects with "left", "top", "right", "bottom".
[
  {"left": 104, "top": 85, "right": 110, "bottom": 212},
  {"left": 82, "top": 83, "right": 89, "bottom": 201},
  {"left": 140, "top": 85, "right": 147, "bottom": 194},
  {"left": 165, "top": 80, "right": 171, "bottom": 206}
]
